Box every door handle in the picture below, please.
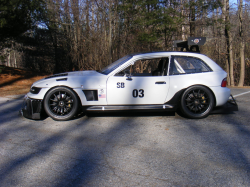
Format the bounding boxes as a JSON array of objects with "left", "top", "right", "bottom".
[{"left": 155, "top": 81, "right": 166, "bottom": 84}]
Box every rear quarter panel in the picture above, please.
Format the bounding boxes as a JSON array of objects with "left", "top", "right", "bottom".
[{"left": 166, "top": 70, "right": 230, "bottom": 106}]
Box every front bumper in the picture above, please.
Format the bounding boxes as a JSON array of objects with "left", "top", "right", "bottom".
[{"left": 20, "top": 96, "right": 43, "bottom": 120}]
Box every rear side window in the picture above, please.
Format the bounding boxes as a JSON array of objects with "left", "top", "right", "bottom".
[{"left": 169, "top": 56, "right": 212, "bottom": 75}]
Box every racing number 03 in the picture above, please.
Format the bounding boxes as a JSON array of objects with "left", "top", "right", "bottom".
[{"left": 133, "top": 89, "right": 144, "bottom": 98}]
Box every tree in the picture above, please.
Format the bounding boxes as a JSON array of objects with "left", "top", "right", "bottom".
[
  {"left": 189, "top": 0, "right": 196, "bottom": 37},
  {"left": 0, "top": 0, "right": 45, "bottom": 40},
  {"left": 238, "top": 0, "right": 245, "bottom": 87},
  {"left": 224, "top": 0, "right": 234, "bottom": 86}
]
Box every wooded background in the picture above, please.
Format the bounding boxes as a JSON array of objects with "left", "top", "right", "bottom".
[{"left": 0, "top": 0, "right": 249, "bottom": 86}]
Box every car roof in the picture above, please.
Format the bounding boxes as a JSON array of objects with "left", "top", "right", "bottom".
[
  {"left": 128, "top": 51, "right": 223, "bottom": 72},
  {"left": 130, "top": 51, "right": 206, "bottom": 57}
]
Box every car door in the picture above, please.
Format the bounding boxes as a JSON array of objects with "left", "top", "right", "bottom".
[{"left": 106, "top": 58, "right": 170, "bottom": 105}]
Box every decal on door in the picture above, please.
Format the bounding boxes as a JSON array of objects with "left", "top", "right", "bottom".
[
  {"left": 98, "top": 89, "right": 106, "bottom": 98},
  {"left": 117, "top": 82, "right": 125, "bottom": 88},
  {"left": 133, "top": 89, "right": 144, "bottom": 98}
]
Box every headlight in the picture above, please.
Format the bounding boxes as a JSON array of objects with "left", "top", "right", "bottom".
[{"left": 30, "top": 87, "right": 41, "bottom": 94}]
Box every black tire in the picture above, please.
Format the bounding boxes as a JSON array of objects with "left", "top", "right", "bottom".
[
  {"left": 180, "top": 86, "right": 214, "bottom": 119},
  {"left": 44, "top": 87, "right": 79, "bottom": 121}
]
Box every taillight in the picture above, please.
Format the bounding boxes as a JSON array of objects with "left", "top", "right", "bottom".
[{"left": 221, "top": 78, "right": 227, "bottom": 87}]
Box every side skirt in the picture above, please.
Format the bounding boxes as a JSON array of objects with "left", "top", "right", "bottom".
[{"left": 83, "top": 104, "right": 176, "bottom": 112}]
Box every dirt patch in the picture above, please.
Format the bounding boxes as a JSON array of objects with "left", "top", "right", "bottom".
[{"left": 0, "top": 65, "right": 48, "bottom": 97}]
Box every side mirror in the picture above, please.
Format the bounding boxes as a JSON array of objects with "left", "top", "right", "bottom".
[
  {"left": 124, "top": 70, "right": 132, "bottom": 80},
  {"left": 124, "top": 69, "right": 130, "bottom": 76}
]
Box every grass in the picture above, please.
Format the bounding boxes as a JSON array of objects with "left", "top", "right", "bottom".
[{"left": 0, "top": 65, "right": 47, "bottom": 97}]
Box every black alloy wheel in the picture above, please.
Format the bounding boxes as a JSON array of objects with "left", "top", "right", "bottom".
[
  {"left": 44, "top": 87, "right": 79, "bottom": 121},
  {"left": 180, "top": 86, "right": 214, "bottom": 119}
]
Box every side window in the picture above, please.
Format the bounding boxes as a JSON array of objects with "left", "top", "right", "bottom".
[
  {"left": 169, "top": 56, "right": 211, "bottom": 75},
  {"left": 115, "top": 58, "right": 169, "bottom": 77}
]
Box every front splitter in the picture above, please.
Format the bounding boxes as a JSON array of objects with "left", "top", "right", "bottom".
[{"left": 20, "top": 96, "right": 42, "bottom": 120}]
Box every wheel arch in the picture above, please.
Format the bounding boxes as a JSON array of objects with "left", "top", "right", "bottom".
[
  {"left": 42, "top": 85, "right": 81, "bottom": 106},
  {"left": 165, "top": 84, "right": 217, "bottom": 109},
  {"left": 184, "top": 84, "right": 216, "bottom": 106}
]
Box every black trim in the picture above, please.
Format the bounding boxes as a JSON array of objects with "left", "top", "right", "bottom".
[
  {"left": 164, "top": 89, "right": 186, "bottom": 107},
  {"left": 30, "top": 87, "right": 42, "bottom": 94},
  {"left": 56, "top": 78, "right": 67, "bottom": 81},
  {"left": 82, "top": 90, "right": 98, "bottom": 101},
  {"left": 155, "top": 81, "right": 166, "bottom": 84},
  {"left": 20, "top": 97, "right": 42, "bottom": 119}
]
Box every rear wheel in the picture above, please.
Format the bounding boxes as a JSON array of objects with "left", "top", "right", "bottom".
[
  {"left": 180, "top": 86, "right": 214, "bottom": 119},
  {"left": 44, "top": 87, "right": 79, "bottom": 121}
]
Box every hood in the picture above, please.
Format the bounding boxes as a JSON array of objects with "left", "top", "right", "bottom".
[
  {"left": 32, "top": 70, "right": 104, "bottom": 87},
  {"left": 44, "top": 70, "right": 100, "bottom": 79}
]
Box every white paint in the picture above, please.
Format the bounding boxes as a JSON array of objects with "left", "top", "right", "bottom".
[
  {"left": 26, "top": 52, "right": 230, "bottom": 108},
  {"left": 107, "top": 76, "right": 169, "bottom": 105}
]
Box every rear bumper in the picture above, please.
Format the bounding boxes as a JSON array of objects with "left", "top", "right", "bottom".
[
  {"left": 212, "top": 94, "right": 238, "bottom": 114},
  {"left": 20, "top": 96, "right": 43, "bottom": 120},
  {"left": 210, "top": 87, "right": 231, "bottom": 107}
]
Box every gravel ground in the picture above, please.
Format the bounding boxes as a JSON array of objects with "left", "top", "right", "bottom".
[{"left": 0, "top": 88, "right": 250, "bottom": 187}]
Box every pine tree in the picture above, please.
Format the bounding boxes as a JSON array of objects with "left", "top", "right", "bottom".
[{"left": 0, "top": 0, "right": 45, "bottom": 40}]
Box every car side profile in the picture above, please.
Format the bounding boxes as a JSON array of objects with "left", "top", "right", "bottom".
[{"left": 21, "top": 51, "right": 231, "bottom": 121}]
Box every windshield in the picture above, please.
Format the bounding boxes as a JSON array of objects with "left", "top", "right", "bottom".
[{"left": 100, "top": 55, "right": 133, "bottom": 75}]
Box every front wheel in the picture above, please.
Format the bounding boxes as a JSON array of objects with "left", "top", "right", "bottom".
[
  {"left": 44, "top": 87, "right": 79, "bottom": 121},
  {"left": 180, "top": 86, "right": 214, "bottom": 119}
]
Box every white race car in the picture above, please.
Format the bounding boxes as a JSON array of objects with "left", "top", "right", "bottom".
[{"left": 21, "top": 51, "right": 231, "bottom": 120}]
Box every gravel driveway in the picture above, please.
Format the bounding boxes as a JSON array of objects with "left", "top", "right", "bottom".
[{"left": 0, "top": 88, "right": 250, "bottom": 186}]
